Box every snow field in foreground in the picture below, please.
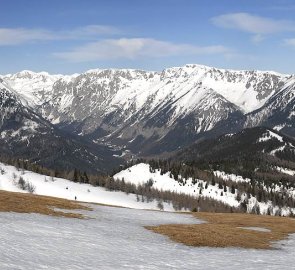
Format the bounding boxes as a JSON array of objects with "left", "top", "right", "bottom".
[{"left": 1, "top": 205, "right": 295, "bottom": 270}]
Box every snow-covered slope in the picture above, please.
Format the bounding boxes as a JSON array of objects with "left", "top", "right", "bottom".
[
  {"left": 114, "top": 163, "right": 239, "bottom": 207},
  {"left": 170, "top": 65, "right": 287, "bottom": 113},
  {"left": 0, "top": 162, "right": 173, "bottom": 211}
]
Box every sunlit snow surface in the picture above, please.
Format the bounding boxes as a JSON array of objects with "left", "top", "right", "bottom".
[
  {"left": 0, "top": 162, "right": 175, "bottom": 211},
  {"left": 1, "top": 205, "right": 295, "bottom": 270}
]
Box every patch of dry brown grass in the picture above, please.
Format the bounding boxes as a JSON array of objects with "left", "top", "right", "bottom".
[
  {"left": 146, "top": 212, "right": 295, "bottom": 249},
  {"left": 0, "top": 190, "right": 91, "bottom": 218}
]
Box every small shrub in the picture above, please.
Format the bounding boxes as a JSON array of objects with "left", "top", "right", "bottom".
[
  {"left": 157, "top": 200, "right": 164, "bottom": 211},
  {"left": 15, "top": 176, "right": 36, "bottom": 193}
]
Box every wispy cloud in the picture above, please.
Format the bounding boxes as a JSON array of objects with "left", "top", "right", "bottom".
[
  {"left": 251, "top": 34, "right": 265, "bottom": 44},
  {"left": 0, "top": 25, "right": 119, "bottom": 45},
  {"left": 53, "top": 38, "right": 230, "bottom": 62},
  {"left": 211, "top": 13, "right": 295, "bottom": 34},
  {"left": 284, "top": 38, "right": 295, "bottom": 47},
  {"left": 61, "top": 25, "right": 120, "bottom": 39},
  {"left": 0, "top": 28, "right": 54, "bottom": 45}
]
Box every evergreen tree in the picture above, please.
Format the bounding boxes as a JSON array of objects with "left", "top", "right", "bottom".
[
  {"left": 231, "top": 184, "right": 236, "bottom": 194},
  {"left": 73, "top": 168, "right": 78, "bottom": 183}
]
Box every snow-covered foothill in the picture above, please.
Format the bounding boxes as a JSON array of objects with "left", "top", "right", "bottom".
[
  {"left": 0, "top": 161, "right": 294, "bottom": 216},
  {"left": 114, "top": 163, "right": 240, "bottom": 207},
  {"left": 114, "top": 163, "right": 295, "bottom": 216},
  {"left": 0, "top": 162, "right": 173, "bottom": 211},
  {"left": 255, "top": 129, "right": 295, "bottom": 156},
  {"left": 258, "top": 129, "right": 284, "bottom": 143}
]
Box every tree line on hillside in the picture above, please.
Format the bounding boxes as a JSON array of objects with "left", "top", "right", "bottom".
[
  {"left": 112, "top": 158, "right": 295, "bottom": 214},
  {"left": 145, "top": 159, "right": 295, "bottom": 211},
  {"left": 0, "top": 156, "right": 242, "bottom": 213},
  {"left": 1, "top": 156, "right": 294, "bottom": 215}
]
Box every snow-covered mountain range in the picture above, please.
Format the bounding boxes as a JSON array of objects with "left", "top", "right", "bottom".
[{"left": 1, "top": 64, "right": 294, "bottom": 163}]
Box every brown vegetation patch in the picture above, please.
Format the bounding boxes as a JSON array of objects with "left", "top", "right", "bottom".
[
  {"left": 146, "top": 212, "right": 295, "bottom": 249},
  {"left": 0, "top": 190, "right": 91, "bottom": 218}
]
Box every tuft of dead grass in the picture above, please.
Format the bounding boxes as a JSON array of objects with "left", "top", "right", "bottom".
[
  {"left": 0, "top": 190, "right": 91, "bottom": 218},
  {"left": 146, "top": 212, "right": 295, "bottom": 249}
]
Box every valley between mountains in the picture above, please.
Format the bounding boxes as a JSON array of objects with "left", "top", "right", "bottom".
[{"left": 1, "top": 64, "right": 295, "bottom": 216}]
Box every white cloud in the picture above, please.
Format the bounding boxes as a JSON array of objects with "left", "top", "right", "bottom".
[
  {"left": 53, "top": 38, "right": 230, "bottom": 62},
  {"left": 0, "top": 25, "right": 118, "bottom": 45},
  {"left": 211, "top": 13, "right": 295, "bottom": 34}
]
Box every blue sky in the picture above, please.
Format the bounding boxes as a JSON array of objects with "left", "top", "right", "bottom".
[{"left": 1, "top": 0, "right": 295, "bottom": 74}]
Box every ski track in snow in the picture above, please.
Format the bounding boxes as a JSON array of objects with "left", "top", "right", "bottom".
[{"left": 1, "top": 205, "right": 295, "bottom": 270}]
